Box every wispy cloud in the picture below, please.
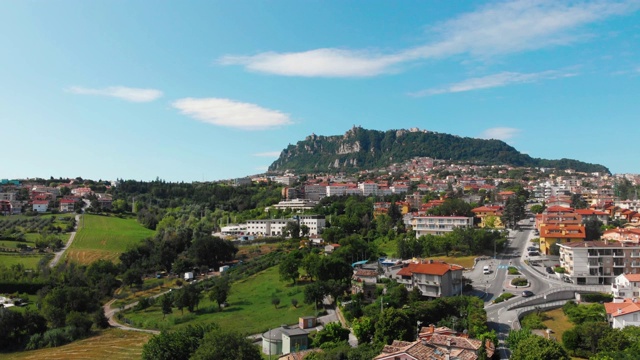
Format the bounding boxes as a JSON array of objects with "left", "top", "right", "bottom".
[
  {"left": 67, "top": 86, "right": 163, "bottom": 102},
  {"left": 253, "top": 151, "right": 282, "bottom": 157},
  {"left": 480, "top": 127, "right": 521, "bottom": 141},
  {"left": 409, "top": 70, "right": 576, "bottom": 96},
  {"left": 219, "top": 0, "right": 639, "bottom": 77},
  {"left": 172, "top": 98, "right": 292, "bottom": 130}
]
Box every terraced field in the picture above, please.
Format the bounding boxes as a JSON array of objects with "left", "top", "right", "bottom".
[
  {"left": 65, "top": 215, "right": 154, "bottom": 265},
  {"left": 3, "top": 329, "right": 152, "bottom": 360}
]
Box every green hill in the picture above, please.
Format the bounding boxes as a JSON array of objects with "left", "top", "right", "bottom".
[{"left": 268, "top": 127, "right": 610, "bottom": 174}]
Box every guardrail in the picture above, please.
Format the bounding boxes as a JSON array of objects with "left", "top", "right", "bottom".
[
  {"left": 507, "top": 286, "right": 606, "bottom": 310},
  {"left": 511, "top": 301, "right": 567, "bottom": 330}
]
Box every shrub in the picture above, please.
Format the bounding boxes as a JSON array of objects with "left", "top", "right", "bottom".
[
  {"left": 581, "top": 293, "right": 613, "bottom": 303},
  {"left": 554, "top": 266, "right": 565, "bottom": 274},
  {"left": 511, "top": 277, "right": 528, "bottom": 286},
  {"left": 521, "top": 312, "right": 548, "bottom": 329},
  {"left": 508, "top": 267, "right": 520, "bottom": 275},
  {"left": 493, "top": 292, "right": 515, "bottom": 304}
]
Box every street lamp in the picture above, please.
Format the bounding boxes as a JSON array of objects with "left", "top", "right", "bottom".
[{"left": 416, "top": 320, "right": 422, "bottom": 340}]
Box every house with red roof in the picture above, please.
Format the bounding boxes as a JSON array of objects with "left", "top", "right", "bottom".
[
  {"left": 32, "top": 200, "right": 49, "bottom": 213},
  {"left": 395, "top": 260, "right": 464, "bottom": 298},
  {"left": 605, "top": 298, "right": 640, "bottom": 329},
  {"left": 471, "top": 205, "right": 504, "bottom": 229},
  {"left": 539, "top": 223, "right": 586, "bottom": 255},
  {"left": 60, "top": 198, "right": 76, "bottom": 213}
]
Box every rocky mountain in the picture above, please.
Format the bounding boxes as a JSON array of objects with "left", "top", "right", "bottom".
[{"left": 268, "top": 126, "right": 610, "bottom": 174}]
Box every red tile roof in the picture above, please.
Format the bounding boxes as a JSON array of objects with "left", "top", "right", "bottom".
[
  {"left": 396, "top": 261, "right": 464, "bottom": 277},
  {"left": 605, "top": 299, "right": 640, "bottom": 317}
]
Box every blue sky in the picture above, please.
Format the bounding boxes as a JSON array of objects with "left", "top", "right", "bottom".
[{"left": 1, "top": 1, "right": 639, "bottom": 182}]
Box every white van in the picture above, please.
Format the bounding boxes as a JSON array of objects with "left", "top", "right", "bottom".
[{"left": 483, "top": 266, "right": 490, "bottom": 275}]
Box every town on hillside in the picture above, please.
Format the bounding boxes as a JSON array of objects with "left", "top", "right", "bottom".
[{"left": 2, "top": 161, "right": 640, "bottom": 359}]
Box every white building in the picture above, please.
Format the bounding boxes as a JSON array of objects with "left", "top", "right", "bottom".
[
  {"left": 267, "top": 198, "right": 317, "bottom": 211},
  {"left": 605, "top": 298, "right": 640, "bottom": 329},
  {"left": 612, "top": 274, "right": 640, "bottom": 298},
  {"left": 408, "top": 215, "right": 474, "bottom": 238},
  {"left": 32, "top": 201, "right": 49, "bottom": 213},
  {"left": 246, "top": 215, "right": 325, "bottom": 237},
  {"left": 359, "top": 182, "right": 378, "bottom": 196}
]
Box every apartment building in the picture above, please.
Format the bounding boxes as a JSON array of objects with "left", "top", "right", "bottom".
[
  {"left": 407, "top": 215, "right": 474, "bottom": 238},
  {"left": 539, "top": 223, "right": 586, "bottom": 255},
  {"left": 245, "top": 215, "right": 325, "bottom": 237},
  {"left": 559, "top": 241, "right": 640, "bottom": 285},
  {"left": 395, "top": 260, "right": 464, "bottom": 298}
]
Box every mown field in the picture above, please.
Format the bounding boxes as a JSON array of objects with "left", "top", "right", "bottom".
[
  {"left": 65, "top": 215, "right": 154, "bottom": 265},
  {"left": 2, "top": 329, "right": 152, "bottom": 360},
  {"left": 122, "top": 265, "right": 316, "bottom": 335},
  {"left": 0, "top": 253, "right": 45, "bottom": 269}
]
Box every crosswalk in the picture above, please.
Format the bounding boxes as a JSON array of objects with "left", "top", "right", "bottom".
[{"left": 496, "top": 265, "right": 521, "bottom": 269}]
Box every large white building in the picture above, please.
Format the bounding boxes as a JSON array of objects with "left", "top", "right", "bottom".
[
  {"left": 559, "top": 241, "right": 640, "bottom": 285},
  {"left": 408, "top": 215, "right": 474, "bottom": 238},
  {"left": 266, "top": 198, "right": 317, "bottom": 211},
  {"left": 612, "top": 273, "right": 640, "bottom": 298},
  {"left": 245, "top": 215, "right": 326, "bottom": 237},
  {"left": 605, "top": 298, "right": 640, "bottom": 329}
]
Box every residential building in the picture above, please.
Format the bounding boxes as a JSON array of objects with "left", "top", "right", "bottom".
[
  {"left": 602, "top": 228, "right": 640, "bottom": 243},
  {"left": 558, "top": 240, "right": 640, "bottom": 285},
  {"left": 303, "top": 183, "right": 327, "bottom": 201},
  {"left": 395, "top": 260, "right": 464, "bottom": 298},
  {"left": 32, "top": 200, "right": 49, "bottom": 213},
  {"left": 611, "top": 274, "right": 640, "bottom": 298},
  {"left": 0, "top": 192, "right": 16, "bottom": 201},
  {"left": 60, "top": 198, "right": 76, "bottom": 213},
  {"left": 0, "top": 200, "right": 11, "bottom": 216},
  {"left": 273, "top": 176, "right": 297, "bottom": 186},
  {"left": 471, "top": 205, "right": 504, "bottom": 228},
  {"left": 605, "top": 298, "right": 640, "bottom": 329},
  {"left": 359, "top": 181, "right": 378, "bottom": 196},
  {"left": 539, "top": 223, "right": 586, "bottom": 255},
  {"left": 574, "top": 208, "right": 610, "bottom": 225},
  {"left": 407, "top": 215, "right": 474, "bottom": 238}
]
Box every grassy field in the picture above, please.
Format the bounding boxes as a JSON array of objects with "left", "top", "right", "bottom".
[
  {"left": 0, "top": 253, "right": 46, "bottom": 269},
  {"left": 65, "top": 215, "right": 154, "bottom": 265},
  {"left": 542, "top": 307, "right": 573, "bottom": 344},
  {"left": 2, "top": 329, "right": 152, "bottom": 360},
  {"left": 122, "top": 265, "right": 316, "bottom": 335}
]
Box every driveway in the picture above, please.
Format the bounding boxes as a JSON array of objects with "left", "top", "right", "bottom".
[{"left": 49, "top": 214, "right": 81, "bottom": 268}]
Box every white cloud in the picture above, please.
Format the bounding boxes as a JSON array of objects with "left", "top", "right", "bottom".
[
  {"left": 480, "top": 127, "right": 521, "bottom": 141},
  {"left": 172, "top": 98, "right": 292, "bottom": 130},
  {"left": 253, "top": 151, "right": 282, "bottom": 157},
  {"left": 219, "top": 0, "right": 639, "bottom": 77},
  {"left": 409, "top": 70, "right": 576, "bottom": 96},
  {"left": 67, "top": 86, "right": 163, "bottom": 102}
]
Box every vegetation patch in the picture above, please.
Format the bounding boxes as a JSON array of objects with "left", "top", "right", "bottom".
[
  {"left": 2, "top": 329, "right": 152, "bottom": 360},
  {"left": 508, "top": 266, "right": 520, "bottom": 275},
  {"left": 121, "top": 265, "right": 315, "bottom": 335},
  {"left": 521, "top": 311, "right": 550, "bottom": 330},
  {"left": 493, "top": 292, "right": 515, "bottom": 303},
  {"left": 66, "top": 215, "right": 154, "bottom": 265},
  {"left": 540, "top": 308, "right": 573, "bottom": 345},
  {"left": 511, "top": 277, "right": 528, "bottom": 286}
]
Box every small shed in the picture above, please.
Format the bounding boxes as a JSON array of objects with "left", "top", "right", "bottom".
[
  {"left": 219, "top": 265, "right": 230, "bottom": 273},
  {"left": 282, "top": 327, "right": 308, "bottom": 354},
  {"left": 299, "top": 316, "right": 317, "bottom": 329}
]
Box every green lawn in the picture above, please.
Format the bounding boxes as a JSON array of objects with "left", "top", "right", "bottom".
[
  {"left": 65, "top": 214, "right": 154, "bottom": 265},
  {"left": 542, "top": 308, "right": 573, "bottom": 345},
  {"left": 0, "top": 253, "right": 46, "bottom": 269},
  {"left": 122, "top": 266, "right": 316, "bottom": 335}
]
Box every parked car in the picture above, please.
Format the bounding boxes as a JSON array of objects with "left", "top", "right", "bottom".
[
  {"left": 527, "top": 246, "right": 538, "bottom": 252},
  {"left": 545, "top": 266, "right": 554, "bottom": 274},
  {"left": 522, "top": 290, "right": 534, "bottom": 297},
  {"left": 528, "top": 251, "right": 539, "bottom": 257}
]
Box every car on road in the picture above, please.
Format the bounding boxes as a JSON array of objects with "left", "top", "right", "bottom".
[
  {"left": 527, "top": 246, "right": 538, "bottom": 252},
  {"left": 522, "top": 290, "right": 534, "bottom": 297},
  {"left": 528, "top": 251, "right": 539, "bottom": 257},
  {"left": 545, "top": 266, "right": 554, "bottom": 274},
  {"left": 483, "top": 266, "right": 491, "bottom": 275}
]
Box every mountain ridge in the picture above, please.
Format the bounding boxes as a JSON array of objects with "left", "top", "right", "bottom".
[{"left": 268, "top": 127, "right": 610, "bottom": 174}]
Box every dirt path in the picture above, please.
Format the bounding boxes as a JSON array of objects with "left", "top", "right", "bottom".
[
  {"left": 103, "top": 299, "right": 161, "bottom": 335},
  {"left": 49, "top": 214, "right": 81, "bottom": 268}
]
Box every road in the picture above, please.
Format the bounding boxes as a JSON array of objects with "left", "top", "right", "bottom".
[
  {"left": 49, "top": 214, "right": 81, "bottom": 268},
  {"left": 473, "top": 219, "right": 562, "bottom": 359}
]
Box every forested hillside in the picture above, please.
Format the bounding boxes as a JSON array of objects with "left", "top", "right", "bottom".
[{"left": 268, "top": 127, "right": 610, "bottom": 174}]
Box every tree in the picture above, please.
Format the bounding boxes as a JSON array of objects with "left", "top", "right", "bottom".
[
  {"left": 291, "top": 298, "right": 298, "bottom": 308},
  {"left": 142, "top": 324, "right": 214, "bottom": 360},
  {"left": 530, "top": 204, "right": 545, "bottom": 214},
  {"left": 279, "top": 252, "right": 301, "bottom": 285},
  {"left": 374, "top": 308, "right": 414, "bottom": 345},
  {"left": 161, "top": 294, "right": 173, "bottom": 319},
  {"left": 190, "top": 328, "right": 262, "bottom": 360},
  {"left": 284, "top": 221, "right": 301, "bottom": 239},
  {"left": 313, "top": 322, "right": 350, "bottom": 347},
  {"left": 511, "top": 335, "right": 570, "bottom": 360},
  {"left": 271, "top": 297, "right": 280, "bottom": 309},
  {"left": 352, "top": 316, "right": 374, "bottom": 344},
  {"left": 208, "top": 276, "right": 231, "bottom": 310},
  {"left": 302, "top": 252, "right": 321, "bottom": 281},
  {"left": 585, "top": 219, "right": 604, "bottom": 241}
]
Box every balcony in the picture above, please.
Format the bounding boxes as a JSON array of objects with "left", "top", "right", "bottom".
[
  {"left": 613, "top": 262, "right": 625, "bottom": 268},
  {"left": 613, "top": 252, "right": 625, "bottom": 258},
  {"left": 632, "top": 262, "right": 640, "bottom": 267},
  {"left": 587, "top": 262, "right": 602, "bottom": 268},
  {"left": 587, "top": 252, "right": 599, "bottom": 258},
  {"left": 632, "top": 253, "right": 640, "bottom": 258}
]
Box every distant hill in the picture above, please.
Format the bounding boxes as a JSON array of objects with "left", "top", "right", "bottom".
[{"left": 268, "top": 127, "right": 610, "bottom": 174}]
